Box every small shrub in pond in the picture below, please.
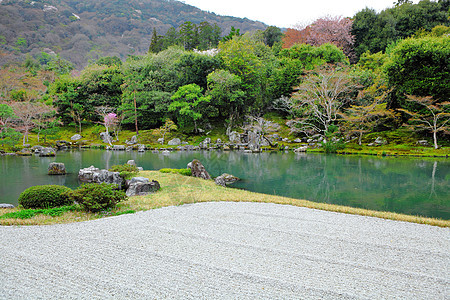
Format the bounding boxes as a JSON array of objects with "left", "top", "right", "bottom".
[
  {"left": 109, "top": 164, "right": 139, "bottom": 180},
  {"left": 159, "top": 168, "right": 192, "bottom": 176},
  {"left": 66, "top": 183, "right": 127, "bottom": 212},
  {"left": 18, "top": 185, "right": 73, "bottom": 209}
]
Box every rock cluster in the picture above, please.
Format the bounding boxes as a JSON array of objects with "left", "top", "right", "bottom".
[{"left": 78, "top": 166, "right": 123, "bottom": 189}]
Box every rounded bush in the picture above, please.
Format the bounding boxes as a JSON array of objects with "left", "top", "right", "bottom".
[
  {"left": 18, "top": 185, "right": 73, "bottom": 209},
  {"left": 67, "top": 183, "right": 127, "bottom": 213}
]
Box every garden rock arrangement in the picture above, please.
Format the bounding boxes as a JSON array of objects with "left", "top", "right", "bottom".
[
  {"left": 0, "top": 203, "right": 15, "bottom": 209},
  {"left": 38, "top": 147, "right": 56, "bottom": 157},
  {"left": 187, "top": 159, "right": 211, "bottom": 180},
  {"left": 214, "top": 173, "right": 240, "bottom": 187},
  {"left": 71, "top": 134, "right": 82, "bottom": 141},
  {"left": 78, "top": 166, "right": 123, "bottom": 189},
  {"left": 48, "top": 162, "right": 66, "bottom": 175},
  {"left": 125, "top": 177, "right": 160, "bottom": 197}
]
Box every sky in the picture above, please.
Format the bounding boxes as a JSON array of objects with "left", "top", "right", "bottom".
[{"left": 180, "top": 0, "right": 421, "bottom": 28}]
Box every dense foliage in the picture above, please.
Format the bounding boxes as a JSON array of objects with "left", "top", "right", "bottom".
[
  {"left": 18, "top": 185, "right": 73, "bottom": 209},
  {"left": 0, "top": 0, "right": 448, "bottom": 151},
  {"left": 66, "top": 183, "right": 127, "bottom": 212},
  {"left": 351, "top": 0, "right": 450, "bottom": 60}
]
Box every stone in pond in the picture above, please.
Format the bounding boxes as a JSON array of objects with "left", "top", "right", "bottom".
[{"left": 48, "top": 162, "right": 66, "bottom": 175}]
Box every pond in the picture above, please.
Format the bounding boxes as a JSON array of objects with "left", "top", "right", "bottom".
[{"left": 1, "top": 150, "right": 449, "bottom": 219}]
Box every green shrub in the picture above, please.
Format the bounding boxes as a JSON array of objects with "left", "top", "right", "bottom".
[
  {"left": 66, "top": 183, "right": 127, "bottom": 212},
  {"left": 159, "top": 168, "right": 192, "bottom": 176},
  {"left": 18, "top": 185, "right": 73, "bottom": 209},
  {"left": 109, "top": 164, "right": 139, "bottom": 180}
]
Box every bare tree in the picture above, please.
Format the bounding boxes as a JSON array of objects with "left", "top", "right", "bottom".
[
  {"left": 341, "top": 96, "right": 396, "bottom": 145},
  {"left": 291, "top": 65, "right": 357, "bottom": 135},
  {"left": 32, "top": 103, "right": 56, "bottom": 143},
  {"left": 10, "top": 102, "right": 42, "bottom": 146},
  {"left": 399, "top": 95, "right": 449, "bottom": 149}
]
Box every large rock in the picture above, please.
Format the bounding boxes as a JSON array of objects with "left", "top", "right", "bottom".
[
  {"left": 0, "top": 203, "right": 15, "bottom": 209},
  {"left": 214, "top": 173, "right": 240, "bottom": 187},
  {"left": 248, "top": 131, "right": 261, "bottom": 152},
  {"left": 17, "top": 148, "right": 32, "bottom": 156},
  {"left": 417, "top": 140, "right": 430, "bottom": 147},
  {"left": 127, "top": 160, "right": 136, "bottom": 166},
  {"left": 71, "top": 134, "right": 82, "bottom": 141},
  {"left": 48, "top": 162, "right": 66, "bottom": 175},
  {"left": 126, "top": 177, "right": 160, "bottom": 197},
  {"left": 294, "top": 146, "right": 308, "bottom": 153},
  {"left": 39, "top": 147, "right": 56, "bottom": 157},
  {"left": 157, "top": 138, "right": 164, "bottom": 144},
  {"left": 138, "top": 144, "right": 146, "bottom": 152},
  {"left": 168, "top": 138, "right": 181, "bottom": 146},
  {"left": 200, "top": 138, "right": 211, "bottom": 149},
  {"left": 31, "top": 145, "right": 44, "bottom": 153},
  {"left": 126, "top": 135, "right": 138, "bottom": 145},
  {"left": 112, "top": 145, "right": 126, "bottom": 151},
  {"left": 187, "top": 159, "right": 211, "bottom": 180},
  {"left": 78, "top": 166, "right": 123, "bottom": 189},
  {"left": 56, "top": 140, "right": 70, "bottom": 150},
  {"left": 228, "top": 131, "right": 241, "bottom": 143},
  {"left": 374, "top": 137, "right": 387, "bottom": 145}
]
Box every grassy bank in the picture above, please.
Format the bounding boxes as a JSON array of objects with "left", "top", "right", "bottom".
[{"left": 1, "top": 171, "right": 448, "bottom": 227}]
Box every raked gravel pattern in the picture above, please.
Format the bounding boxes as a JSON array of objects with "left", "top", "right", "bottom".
[{"left": 0, "top": 202, "right": 449, "bottom": 299}]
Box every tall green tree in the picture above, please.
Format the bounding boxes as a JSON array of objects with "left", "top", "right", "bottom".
[
  {"left": 169, "top": 84, "right": 211, "bottom": 132},
  {"left": 384, "top": 36, "right": 450, "bottom": 105},
  {"left": 207, "top": 70, "right": 245, "bottom": 133}
]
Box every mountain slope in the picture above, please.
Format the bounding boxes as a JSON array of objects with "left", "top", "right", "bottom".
[{"left": 0, "top": 0, "right": 267, "bottom": 68}]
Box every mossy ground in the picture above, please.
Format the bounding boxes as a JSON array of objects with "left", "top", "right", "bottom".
[
  {"left": 1, "top": 116, "right": 448, "bottom": 157},
  {"left": 1, "top": 171, "right": 448, "bottom": 227}
]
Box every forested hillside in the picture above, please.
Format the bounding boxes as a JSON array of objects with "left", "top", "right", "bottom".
[
  {"left": 0, "top": 0, "right": 448, "bottom": 155},
  {"left": 0, "top": 0, "right": 266, "bottom": 68}
]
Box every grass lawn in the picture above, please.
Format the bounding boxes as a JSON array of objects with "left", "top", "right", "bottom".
[{"left": 1, "top": 171, "right": 449, "bottom": 227}]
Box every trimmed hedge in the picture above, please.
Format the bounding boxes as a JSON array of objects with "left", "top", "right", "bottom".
[
  {"left": 109, "top": 164, "right": 139, "bottom": 180},
  {"left": 159, "top": 168, "right": 192, "bottom": 176},
  {"left": 66, "top": 183, "right": 127, "bottom": 213},
  {"left": 18, "top": 185, "right": 73, "bottom": 209}
]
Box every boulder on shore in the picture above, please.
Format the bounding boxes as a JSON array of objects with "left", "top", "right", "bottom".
[
  {"left": 125, "top": 177, "right": 160, "bottom": 197},
  {"left": 0, "top": 203, "right": 15, "bottom": 209},
  {"left": 71, "top": 134, "right": 82, "bottom": 141},
  {"left": 214, "top": 173, "right": 240, "bottom": 187},
  {"left": 48, "top": 162, "right": 66, "bottom": 175},
  {"left": 187, "top": 159, "right": 211, "bottom": 180},
  {"left": 39, "top": 147, "right": 56, "bottom": 157},
  {"left": 17, "top": 148, "right": 32, "bottom": 156},
  {"left": 168, "top": 138, "right": 181, "bottom": 146},
  {"left": 78, "top": 166, "right": 123, "bottom": 189},
  {"left": 126, "top": 135, "right": 138, "bottom": 145}
]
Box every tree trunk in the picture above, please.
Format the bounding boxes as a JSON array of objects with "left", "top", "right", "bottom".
[
  {"left": 433, "top": 130, "right": 438, "bottom": 149},
  {"left": 358, "top": 131, "right": 362, "bottom": 146},
  {"left": 134, "top": 92, "right": 139, "bottom": 135}
]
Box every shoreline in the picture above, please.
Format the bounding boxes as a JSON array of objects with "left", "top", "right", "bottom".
[{"left": 1, "top": 171, "right": 449, "bottom": 227}]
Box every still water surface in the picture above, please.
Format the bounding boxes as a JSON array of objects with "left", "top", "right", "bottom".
[{"left": 1, "top": 150, "right": 449, "bottom": 219}]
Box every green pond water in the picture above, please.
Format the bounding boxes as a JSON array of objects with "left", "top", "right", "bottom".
[{"left": 1, "top": 150, "right": 449, "bottom": 219}]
